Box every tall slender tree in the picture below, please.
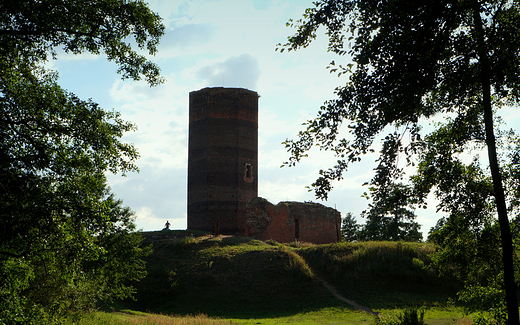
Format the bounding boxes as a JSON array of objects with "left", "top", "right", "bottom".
[
  {"left": 359, "top": 183, "right": 422, "bottom": 242},
  {"left": 340, "top": 212, "right": 360, "bottom": 241},
  {"left": 279, "top": 1, "right": 520, "bottom": 322}
]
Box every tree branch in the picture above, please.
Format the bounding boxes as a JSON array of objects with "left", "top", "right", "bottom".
[{"left": 0, "top": 250, "right": 27, "bottom": 258}]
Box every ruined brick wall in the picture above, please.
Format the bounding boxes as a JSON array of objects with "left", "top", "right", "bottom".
[
  {"left": 244, "top": 197, "right": 341, "bottom": 244},
  {"left": 188, "top": 87, "right": 258, "bottom": 234}
]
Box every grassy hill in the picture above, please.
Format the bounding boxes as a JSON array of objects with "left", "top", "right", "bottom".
[
  {"left": 298, "top": 241, "right": 459, "bottom": 309},
  {"left": 120, "top": 232, "right": 460, "bottom": 320}
]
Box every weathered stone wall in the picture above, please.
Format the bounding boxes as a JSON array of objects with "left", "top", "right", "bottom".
[{"left": 243, "top": 197, "right": 341, "bottom": 244}]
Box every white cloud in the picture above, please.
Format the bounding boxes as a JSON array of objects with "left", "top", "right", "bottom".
[{"left": 196, "top": 54, "right": 261, "bottom": 90}]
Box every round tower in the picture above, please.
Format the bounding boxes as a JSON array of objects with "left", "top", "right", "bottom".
[{"left": 188, "top": 87, "right": 258, "bottom": 234}]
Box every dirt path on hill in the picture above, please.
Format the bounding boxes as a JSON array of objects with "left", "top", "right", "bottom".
[
  {"left": 290, "top": 249, "right": 378, "bottom": 315},
  {"left": 312, "top": 273, "right": 379, "bottom": 316}
]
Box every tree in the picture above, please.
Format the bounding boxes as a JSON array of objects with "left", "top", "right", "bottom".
[
  {"left": 279, "top": 0, "right": 520, "bottom": 322},
  {"left": 0, "top": 0, "right": 164, "bottom": 322},
  {"left": 417, "top": 117, "right": 514, "bottom": 322},
  {"left": 340, "top": 212, "right": 360, "bottom": 241},
  {"left": 359, "top": 183, "right": 422, "bottom": 242}
]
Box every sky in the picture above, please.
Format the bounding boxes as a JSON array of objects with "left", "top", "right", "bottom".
[{"left": 47, "top": 0, "right": 518, "bottom": 238}]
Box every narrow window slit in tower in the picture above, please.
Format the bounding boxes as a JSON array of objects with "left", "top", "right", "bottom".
[{"left": 244, "top": 163, "right": 254, "bottom": 182}]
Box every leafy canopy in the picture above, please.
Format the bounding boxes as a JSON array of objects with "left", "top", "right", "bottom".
[
  {"left": 1, "top": 0, "right": 164, "bottom": 84},
  {"left": 279, "top": 0, "right": 520, "bottom": 322},
  {"left": 279, "top": 0, "right": 520, "bottom": 197},
  {"left": 0, "top": 0, "right": 164, "bottom": 322}
]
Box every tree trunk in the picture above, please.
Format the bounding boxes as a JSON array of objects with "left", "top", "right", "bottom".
[
  {"left": 472, "top": 3, "right": 519, "bottom": 324},
  {"left": 483, "top": 78, "right": 519, "bottom": 325}
]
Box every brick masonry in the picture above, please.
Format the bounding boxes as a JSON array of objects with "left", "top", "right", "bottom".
[
  {"left": 188, "top": 87, "right": 258, "bottom": 234},
  {"left": 244, "top": 197, "right": 341, "bottom": 244}
]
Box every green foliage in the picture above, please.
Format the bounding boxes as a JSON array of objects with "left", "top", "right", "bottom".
[
  {"left": 0, "top": 195, "right": 152, "bottom": 323},
  {"left": 280, "top": 0, "right": 520, "bottom": 321},
  {"left": 0, "top": 0, "right": 164, "bottom": 85},
  {"left": 420, "top": 125, "right": 520, "bottom": 322},
  {"left": 359, "top": 183, "right": 422, "bottom": 242},
  {"left": 376, "top": 307, "right": 425, "bottom": 325},
  {"left": 341, "top": 212, "right": 360, "bottom": 242},
  {"left": 428, "top": 211, "right": 515, "bottom": 323},
  {"left": 0, "top": 0, "right": 164, "bottom": 322},
  {"left": 279, "top": 0, "right": 520, "bottom": 201}
]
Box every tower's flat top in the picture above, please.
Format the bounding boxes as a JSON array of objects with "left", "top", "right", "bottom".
[{"left": 190, "top": 87, "right": 258, "bottom": 97}]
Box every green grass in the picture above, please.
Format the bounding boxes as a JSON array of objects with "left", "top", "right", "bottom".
[
  {"left": 78, "top": 307, "right": 470, "bottom": 325},
  {"left": 95, "top": 233, "right": 468, "bottom": 324},
  {"left": 75, "top": 310, "right": 235, "bottom": 324},
  {"left": 227, "top": 307, "right": 375, "bottom": 324}
]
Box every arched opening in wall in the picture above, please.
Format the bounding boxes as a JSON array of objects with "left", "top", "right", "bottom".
[{"left": 295, "top": 218, "right": 300, "bottom": 242}]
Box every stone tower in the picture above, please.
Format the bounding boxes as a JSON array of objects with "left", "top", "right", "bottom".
[{"left": 188, "top": 87, "right": 258, "bottom": 234}]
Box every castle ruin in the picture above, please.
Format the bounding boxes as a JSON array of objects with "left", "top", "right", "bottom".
[{"left": 187, "top": 87, "right": 340, "bottom": 244}]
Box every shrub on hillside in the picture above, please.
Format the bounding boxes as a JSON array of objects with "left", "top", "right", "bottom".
[{"left": 376, "top": 307, "right": 425, "bottom": 325}]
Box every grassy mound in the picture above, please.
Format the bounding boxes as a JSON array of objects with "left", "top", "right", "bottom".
[
  {"left": 121, "top": 233, "right": 460, "bottom": 319},
  {"left": 126, "top": 233, "right": 342, "bottom": 318},
  {"left": 298, "top": 241, "right": 460, "bottom": 309}
]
